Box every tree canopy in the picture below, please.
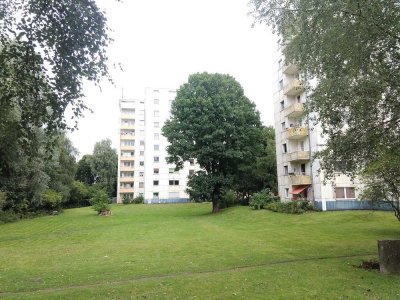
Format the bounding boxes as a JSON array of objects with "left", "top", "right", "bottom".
[
  {"left": 162, "top": 72, "right": 265, "bottom": 213},
  {"left": 251, "top": 0, "right": 400, "bottom": 218}
]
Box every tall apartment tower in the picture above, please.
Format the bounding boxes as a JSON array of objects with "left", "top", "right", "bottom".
[
  {"left": 274, "top": 43, "right": 362, "bottom": 210},
  {"left": 117, "top": 87, "right": 197, "bottom": 204}
]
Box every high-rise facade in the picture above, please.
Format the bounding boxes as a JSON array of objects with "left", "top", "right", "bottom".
[
  {"left": 274, "top": 43, "right": 362, "bottom": 210},
  {"left": 117, "top": 87, "right": 198, "bottom": 204}
]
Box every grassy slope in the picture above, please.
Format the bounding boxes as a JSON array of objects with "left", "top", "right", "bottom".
[{"left": 0, "top": 204, "right": 399, "bottom": 299}]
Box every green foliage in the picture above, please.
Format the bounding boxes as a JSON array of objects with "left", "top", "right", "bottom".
[
  {"left": 133, "top": 195, "right": 144, "bottom": 204},
  {"left": 0, "top": 210, "right": 19, "bottom": 224},
  {"left": 250, "top": 0, "right": 400, "bottom": 220},
  {"left": 68, "top": 181, "right": 91, "bottom": 208},
  {"left": 163, "top": 72, "right": 264, "bottom": 212},
  {"left": 218, "top": 190, "right": 238, "bottom": 209},
  {"left": 266, "top": 200, "right": 314, "bottom": 214},
  {"left": 91, "top": 139, "right": 118, "bottom": 197},
  {"left": 249, "top": 189, "right": 278, "bottom": 210},
  {"left": 90, "top": 189, "right": 111, "bottom": 214},
  {"left": 75, "top": 155, "right": 95, "bottom": 185},
  {"left": 42, "top": 189, "right": 63, "bottom": 211},
  {"left": 122, "top": 194, "right": 132, "bottom": 205}
]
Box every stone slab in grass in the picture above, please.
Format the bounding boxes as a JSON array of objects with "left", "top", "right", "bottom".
[{"left": 378, "top": 240, "right": 400, "bottom": 274}]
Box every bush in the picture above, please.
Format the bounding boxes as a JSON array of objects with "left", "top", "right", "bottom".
[
  {"left": 122, "top": 194, "right": 132, "bottom": 205},
  {"left": 42, "top": 189, "right": 63, "bottom": 211},
  {"left": 133, "top": 195, "right": 144, "bottom": 204},
  {"left": 265, "top": 200, "right": 314, "bottom": 214},
  {"left": 0, "top": 210, "right": 19, "bottom": 224},
  {"left": 90, "top": 190, "right": 111, "bottom": 214},
  {"left": 219, "top": 190, "right": 237, "bottom": 209},
  {"left": 249, "top": 189, "right": 279, "bottom": 210}
]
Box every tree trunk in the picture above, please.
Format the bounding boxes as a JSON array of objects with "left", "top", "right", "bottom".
[
  {"left": 378, "top": 240, "right": 400, "bottom": 274},
  {"left": 212, "top": 201, "right": 219, "bottom": 213}
]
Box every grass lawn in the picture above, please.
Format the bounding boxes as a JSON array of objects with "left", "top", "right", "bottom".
[{"left": 0, "top": 203, "right": 399, "bottom": 299}]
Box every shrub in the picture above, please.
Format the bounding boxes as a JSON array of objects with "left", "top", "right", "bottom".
[
  {"left": 90, "top": 190, "right": 111, "bottom": 214},
  {"left": 122, "top": 194, "right": 132, "bottom": 205},
  {"left": 219, "top": 190, "right": 237, "bottom": 209},
  {"left": 42, "top": 189, "right": 63, "bottom": 211},
  {"left": 249, "top": 189, "right": 279, "bottom": 210},
  {"left": 0, "top": 210, "right": 19, "bottom": 224},
  {"left": 265, "top": 200, "right": 314, "bottom": 214},
  {"left": 133, "top": 195, "right": 144, "bottom": 204}
]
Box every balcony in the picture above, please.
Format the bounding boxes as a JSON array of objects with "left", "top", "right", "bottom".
[
  {"left": 121, "top": 114, "right": 135, "bottom": 120},
  {"left": 282, "top": 63, "right": 298, "bottom": 75},
  {"left": 285, "top": 127, "right": 308, "bottom": 140},
  {"left": 288, "top": 151, "right": 310, "bottom": 162},
  {"left": 283, "top": 103, "right": 304, "bottom": 118},
  {"left": 283, "top": 80, "right": 304, "bottom": 96},
  {"left": 120, "top": 166, "right": 134, "bottom": 172},
  {"left": 120, "top": 134, "right": 135, "bottom": 140},
  {"left": 120, "top": 124, "right": 135, "bottom": 130},
  {"left": 120, "top": 156, "right": 135, "bottom": 161},
  {"left": 120, "top": 177, "right": 135, "bottom": 183},
  {"left": 290, "top": 174, "right": 312, "bottom": 185},
  {"left": 120, "top": 145, "right": 135, "bottom": 151},
  {"left": 120, "top": 188, "right": 134, "bottom": 193}
]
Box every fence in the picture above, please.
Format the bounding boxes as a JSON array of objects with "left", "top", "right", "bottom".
[
  {"left": 145, "top": 198, "right": 189, "bottom": 204},
  {"left": 314, "top": 200, "right": 392, "bottom": 211}
]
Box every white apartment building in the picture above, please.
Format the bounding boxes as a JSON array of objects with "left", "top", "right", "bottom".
[
  {"left": 274, "top": 43, "right": 362, "bottom": 210},
  {"left": 117, "top": 87, "right": 198, "bottom": 204}
]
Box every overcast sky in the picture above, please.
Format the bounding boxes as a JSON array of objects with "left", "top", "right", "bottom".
[{"left": 68, "top": 0, "right": 277, "bottom": 157}]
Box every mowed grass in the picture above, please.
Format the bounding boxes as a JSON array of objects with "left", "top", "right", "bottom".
[{"left": 0, "top": 203, "right": 399, "bottom": 299}]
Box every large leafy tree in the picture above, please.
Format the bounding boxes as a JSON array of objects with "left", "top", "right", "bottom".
[
  {"left": 251, "top": 0, "right": 400, "bottom": 218},
  {"left": 91, "top": 139, "right": 118, "bottom": 197},
  {"left": 162, "top": 73, "right": 264, "bottom": 213},
  {"left": 234, "top": 126, "right": 277, "bottom": 201},
  {"left": 0, "top": 0, "right": 112, "bottom": 213}
]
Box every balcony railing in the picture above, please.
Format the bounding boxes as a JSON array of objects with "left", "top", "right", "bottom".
[
  {"left": 283, "top": 103, "right": 304, "bottom": 118},
  {"left": 282, "top": 63, "right": 298, "bottom": 75},
  {"left": 121, "top": 114, "right": 135, "bottom": 120},
  {"left": 283, "top": 79, "right": 304, "bottom": 96},
  {"left": 120, "top": 166, "right": 134, "bottom": 172},
  {"left": 120, "top": 188, "right": 135, "bottom": 193},
  {"left": 120, "top": 134, "right": 135, "bottom": 140},
  {"left": 288, "top": 151, "right": 310, "bottom": 162},
  {"left": 120, "top": 177, "right": 135, "bottom": 183},
  {"left": 290, "top": 174, "right": 312, "bottom": 185},
  {"left": 120, "top": 156, "right": 135, "bottom": 161},
  {"left": 285, "top": 127, "right": 308, "bottom": 140},
  {"left": 120, "top": 124, "right": 135, "bottom": 130},
  {"left": 120, "top": 145, "right": 135, "bottom": 151}
]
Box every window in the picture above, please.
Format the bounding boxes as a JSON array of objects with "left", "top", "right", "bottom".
[
  {"left": 154, "top": 122, "right": 159, "bottom": 128},
  {"left": 335, "top": 187, "right": 356, "bottom": 199},
  {"left": 139, "top": 171, "right": 144, "bottom": 177},
  {"left": 140, "top": 151, "right": 144, "bottom": 156},
  {"left": 153, "top": 192, "right": 159, "bottom": 199},
  {"left": 281, "top": 122, "right": 286, "bottom": 131},
  {"left": 139, "top": 161, "right": 144, "bottom": 166},
  {"left": 154, "top": 99, "right": 159, "bottom": 105},
  {"left": 153, "top": 180, "right": 159, "bottom": 186},
  {"left": 169, "top": 168, "right": 175, "bottom": 174},
  {"left": 297, "top": 95, "right": 301, "bottom": 103},
  {"left": 154, "top": 89, "right": 159, "bottom": 93},
  {"left": 139, "top": 182, "right": 144, "bottom": 188},
  {"left": 120, "top": 172, "right": 134, "bottom": 177},
  {"left": 189, "top": 159, "right": 194, "bottom": 166},
  {"left": 154, "top": 133, "right": 159, "bottom": 140},
  {"left": 282, "top": 143, "right": 287, "bottom": 153},
  {"left": 154, "top": 156, "right": 159, "bottom": 162},
  {"left": 300, "top": 141, "right": 305, "bottom": 151},
  {"left": 284, "top": 165, "right": 288, "bottom": 175},
  {"left": 121, "top": 108, "right": 135, "bottom": 115},
  {"left": 300, "top": 163, "right": 306, "bottom": 175},
  {"left": 123, "top": 140, "right": 135, "bottom": 146},
  {"left": 140, "top": 140, "right": 145, "bottom": 146},
  {"left": 154, "top": 111, "right": 159, "bottom": 117},
  {"left": 123, "top": 161, "right": 133, "bottom": 167},
  {"left": 169, "top": 180, "right": 179, "bottom": 186},
  {"left": 154, "top": 168, "right": 159, "bottom": 175},
  {"left": 154, "top": 145, "right": 159, "bottom": 151},
  {"left": 278, "top": 59, "right": 282, "bottom": 69},
  {"left": 280, "top": 101, "right": 284, "bottom": 111},
  {"left": 189, "top": 169, "right": 194, "bottom": 176},
  {"left": 279, "top": 79, "right": 283, "bottom": 90},
  {"left": 284, "top": 188, "right": 289, "bottom": 198},
  {"left": 139, "top": 130, "right": 145, "bottom": 136}
]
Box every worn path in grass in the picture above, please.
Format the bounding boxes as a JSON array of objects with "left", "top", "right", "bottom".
[{"left": 0, "top": 204, "right": 399, "bottom": 299}]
